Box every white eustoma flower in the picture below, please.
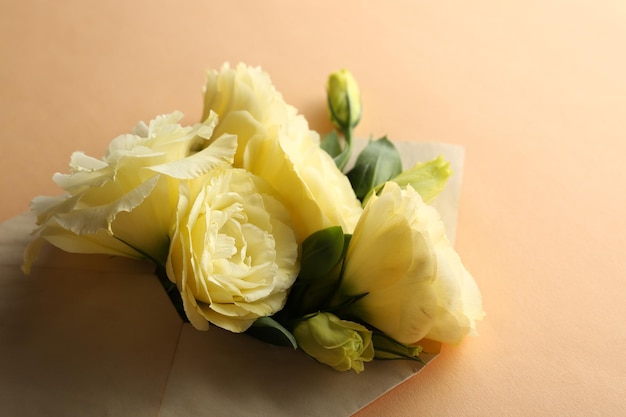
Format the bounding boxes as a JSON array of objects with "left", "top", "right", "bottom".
[
  {"left": 166, "top": 168, "right": 299, "bottom": 332},
  {"left": 23, "top": 111, "right": 237, "bottom": 272},
  {"left": 201, "top": 63, "right": 363, "bottom": 242},
  {"left": 339, "top": 182, "right": 485, "bottom": 345}
]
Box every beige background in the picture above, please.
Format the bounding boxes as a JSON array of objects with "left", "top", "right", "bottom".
[{"left": 1, "top": 1, "right": 625, "bottom": 416}]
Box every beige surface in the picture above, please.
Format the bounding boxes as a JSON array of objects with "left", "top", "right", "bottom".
[
  {"left": 1, "top": 1, "right": 625, "bottom": 416},
  {"left": 0, "top": 210, "right": 439, "bottom": 417}
]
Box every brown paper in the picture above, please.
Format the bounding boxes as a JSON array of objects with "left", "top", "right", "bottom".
[{"left": 0, "top": 142, "right": 463, "bottom": 417}]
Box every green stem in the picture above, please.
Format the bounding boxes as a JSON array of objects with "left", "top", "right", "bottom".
[
  {"left": 333, "top": 126, "right": 353, "bottom": 172},
  {"left": 112, "top": 234, "right": 187, "bottom": 322},
  {"left": 111, "top": 234, "right": 163, "bottom": 267}
]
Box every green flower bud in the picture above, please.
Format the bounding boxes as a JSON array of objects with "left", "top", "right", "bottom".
[
  {"left": 293, "top": 312, "right": 374, "bottom": 373},
  {"left": 326, "top": 69, "right": 362, "bottom": 132}
]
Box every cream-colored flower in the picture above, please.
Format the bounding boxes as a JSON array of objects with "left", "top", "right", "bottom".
[
  {"left": 166, "top": 168, "right": 299, "bottom": 332},
  {"left": 339, "top": 182, "right": 485, "bottom": 345},
  {"left": 293, "top": 312, "right": 374, "bottom": 373},
  {"left": 23, "top": 111, "right": 237, "bottom": 272},
  {"left": 201, "top": 63, "right": 363, "bottom": 242}
]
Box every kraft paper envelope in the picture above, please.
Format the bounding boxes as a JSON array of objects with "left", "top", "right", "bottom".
[{"left": 0, "top": 141, "right": 463, "bottom": 417}]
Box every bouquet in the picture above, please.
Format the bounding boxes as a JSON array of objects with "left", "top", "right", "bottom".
[{"left": 22, "top": 63, "right": 484, "bottom": 373}]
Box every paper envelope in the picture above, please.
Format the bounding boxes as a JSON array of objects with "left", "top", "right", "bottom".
[{"left": 0, "top": 141, "right": 463, "bottom": 417}]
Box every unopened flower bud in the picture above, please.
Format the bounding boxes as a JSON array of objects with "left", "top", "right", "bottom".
[
  {"left": 326, "top": 69, "right": 362, "bottom": 132},
  {"left": 293, "top": 312, "right": 374, "bottom": 373}
]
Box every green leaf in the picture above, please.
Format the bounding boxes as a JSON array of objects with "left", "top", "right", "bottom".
[
  {"left": 287, "top": 231, "right": 351, "bottom": 316},
  {"left": 385, "top": 155, "right": 452, "bottom": 204},
  {"left": 320, "top": 130, "right": 353, "bottom": 172},
  {"left": 333, "top": 130, "right": 353, "bottom": 171},
  {"left": 347, "top": 136, "right": 402, "bottom": 201},
  {"left": 245, "top": 316, "right": 298, "bottom": 349},
  {"left": 299, "top": 226, "right": 346, "bottom": 281},
  {"left": 372, "top": 332, "right": 424, "bottom": 362},
  {"left": 320, "top": 131, "right": 342, "bottom": 158},
  {"left": 328, "top": 291, "right": 369, "bottom": 312}
]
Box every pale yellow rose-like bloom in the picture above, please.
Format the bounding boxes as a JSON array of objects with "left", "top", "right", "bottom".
[
  {"left": 23, "top": 111, "right": 237, "bottom": 273},
  {"left": 339, "top": 182, "right": 485, "bottom": 345},
  {"left": 166, "top": 168, "right": 299, "bottom": 333},
  {"left": 201, "top": 63, "right": 363, "bottom": 242},
  {"left": 293, "top": 312, "right": 374, "bottom": 373}
]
